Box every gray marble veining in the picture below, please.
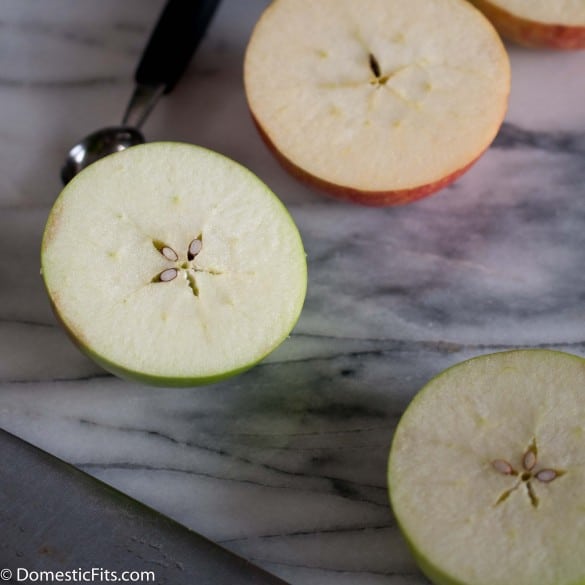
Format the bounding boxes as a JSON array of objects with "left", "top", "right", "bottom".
[{"left": 1, "top": 1, "right": 585, "bottom": 583}]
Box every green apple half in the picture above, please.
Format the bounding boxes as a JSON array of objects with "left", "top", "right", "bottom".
[
  {"left": 388, "top": 349, "right": 585, "bottom": 585},
  {"left": 41, "top": 142, "right": 307, "bottom": 386},
  {"left": 244, "top": 0, "right": 510, "bottom": 206}
]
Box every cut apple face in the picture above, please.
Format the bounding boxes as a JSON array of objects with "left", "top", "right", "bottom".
[
  {"left": 244, "top": 0, "right": 510, "bottom": 206},
  {"left": 41, "top": 142, "right": 307, "bottom": 386},
  {"left": 469, "top": 0, "right": 585, "bottom": 49},
  {"left": 388, "top": 350, "right": 585, "bottom": 585}
]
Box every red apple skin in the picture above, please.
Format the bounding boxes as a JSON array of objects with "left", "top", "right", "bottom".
[
  {"left": 251, "top": 114, "right": 486, "bottom": 207},
  {"left": 470, "top": 0, "right": 585, "bottom": 49}
]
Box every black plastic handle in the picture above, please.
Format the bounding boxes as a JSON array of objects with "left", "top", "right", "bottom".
[{"left": 135, "top": 0, "right": 222, "bottom": 93}]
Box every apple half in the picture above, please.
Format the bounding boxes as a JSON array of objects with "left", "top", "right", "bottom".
[
  {"left": 244, "top": 0, "right": 510, "bottom": 206},
  {"left": 388, "top": 349, "right": 585, "bottom": 585},
  {"left": 41, "top": 142, "right": 307, "bottom": 386},
  {"left": 469, "top": 0, "right": 585, "bottom": 49}
]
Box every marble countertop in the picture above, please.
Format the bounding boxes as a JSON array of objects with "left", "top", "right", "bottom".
[{"left": 2, "top": 1, "right": 585, "bottom": 583}]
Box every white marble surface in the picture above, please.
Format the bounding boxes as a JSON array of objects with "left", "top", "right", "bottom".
[{"left": 1, "top": 1, "right": 585, "bottom": 583}]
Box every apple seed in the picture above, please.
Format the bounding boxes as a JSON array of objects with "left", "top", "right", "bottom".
[
  {"left": 523, "top": 448, "right": 537, "bottom": 472},
  {"left": 535, "top": 469, "right": 559, "bottom": 483},
  {"left": 492, "top": 459, "right": 515, "bottom": 475},
  {"left": 368, "top": 52, "right": 382, "bottom": 78},
  {"left": 159, "top": 268, "right": 178, "bottom": 282},
  {"left": 161, "top": 246, "right": 178, "bottom": 261},
  {"left": 188, "top": 238, "right": 203, "bottom": 260}
]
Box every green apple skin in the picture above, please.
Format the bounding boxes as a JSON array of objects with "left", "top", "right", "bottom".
[
  {"left": 400, "top": 534, "right": 467, "bottom": 585},
  {"left": 47, "top": 298, "right": 303, "bottom": 388},
  {"left": 397, "top": 519, "right": 585, "bottom": 585},
  {"left": 41, "top": 143, "right": 308, "bottom": 387},
  {"left": 387, "top": 349, "right": 585, "bottom": 585}
]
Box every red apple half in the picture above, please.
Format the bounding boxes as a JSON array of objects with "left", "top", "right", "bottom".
[
  {"left": 469, "top": 0, "right": 585, "bottom": 49},
  {"left": 244, "top": 0, "right": 510, "bottom": 206}
]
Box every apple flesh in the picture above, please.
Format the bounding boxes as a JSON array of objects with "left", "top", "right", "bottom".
[
  {"left": 41, "top": 142, "right": 307, "bottom": 386},
  {"left": 251, "top": 116, "right": 486, "bottom": 207},
  {"left": 388, "top": 349, "right": 585, "bottom": 585},
  {"left": 244, "top": 0, "right": 510, "bottom": 206},
  {"left": 469, "top": 0, "right": 585, "bottom": 49}
]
